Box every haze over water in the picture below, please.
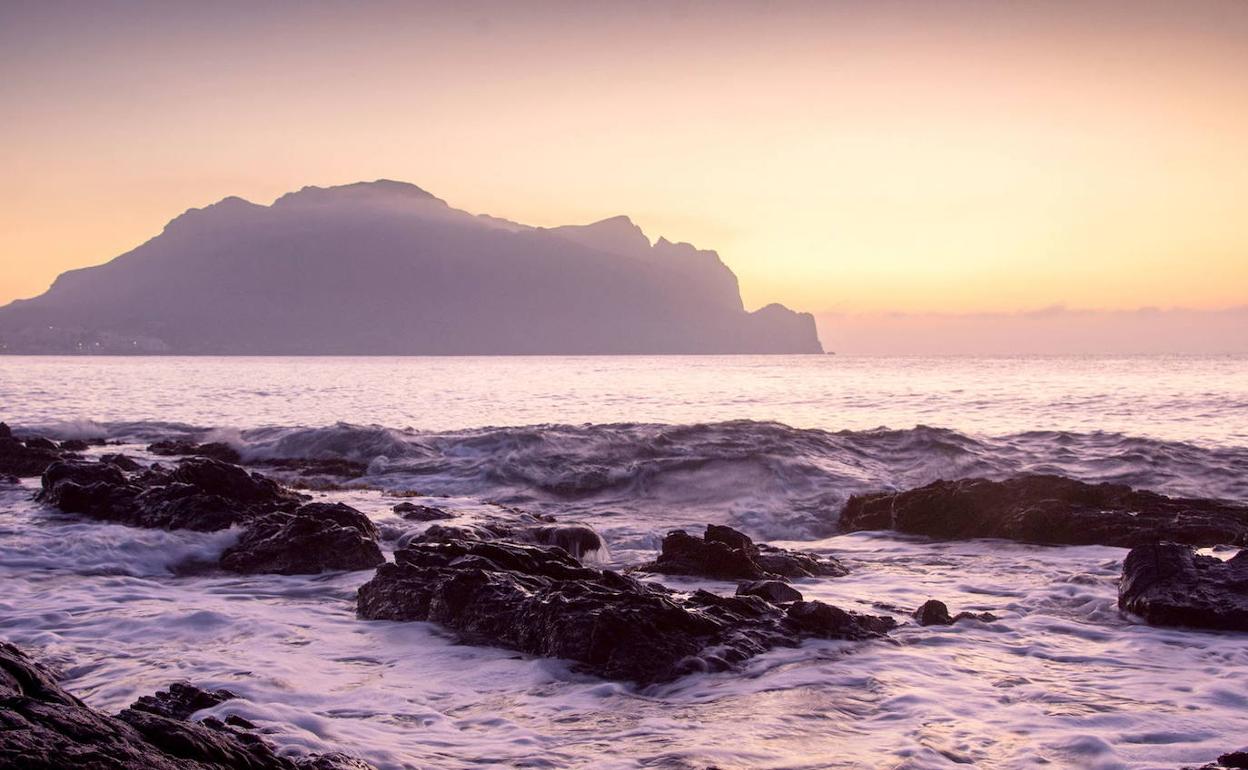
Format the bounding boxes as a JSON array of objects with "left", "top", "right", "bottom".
[{"left": 5, "top": 354, "right": 1246, "bottom": 445}]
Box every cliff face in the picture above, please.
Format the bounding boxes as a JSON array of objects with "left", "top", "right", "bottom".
[{"left": 0, "top": 181, "right": 822, "bottom": 354}]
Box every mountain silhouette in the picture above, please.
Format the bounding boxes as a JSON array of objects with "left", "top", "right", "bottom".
[{"left": 0, "top": 181, "right": 822, "bottom": 354}]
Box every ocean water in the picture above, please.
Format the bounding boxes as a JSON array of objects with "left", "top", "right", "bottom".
[{"left": 1, "top": 354, "right": 1247, "bottom": 769}]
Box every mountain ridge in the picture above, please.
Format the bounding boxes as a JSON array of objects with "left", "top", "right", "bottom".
[{"left": 0, "top": 180, "right": 823, "bottom": 355}]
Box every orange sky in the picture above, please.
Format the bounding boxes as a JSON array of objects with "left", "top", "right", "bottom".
[{"left": 2, "top": 0, "right": 1246, "bottom": 315}]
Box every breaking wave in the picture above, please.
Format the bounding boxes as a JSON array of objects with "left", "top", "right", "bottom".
[{"left": 32, "top": 419, "right": 1248, "bottom": 540}]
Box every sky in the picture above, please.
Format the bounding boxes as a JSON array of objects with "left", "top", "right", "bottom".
[{"left": 1, "top": 0, "right": 1246, "bottom": 351}]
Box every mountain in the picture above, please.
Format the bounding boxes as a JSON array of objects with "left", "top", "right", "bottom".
[{"left": 0, "top": 181, "right": 823, "bottom": 355}]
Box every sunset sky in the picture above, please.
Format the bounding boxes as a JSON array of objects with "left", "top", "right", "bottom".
[{"left": 2, "top": 1, "right": 1246, "bottom": 335}]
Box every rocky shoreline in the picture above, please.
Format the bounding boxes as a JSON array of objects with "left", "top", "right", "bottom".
[{"left": 2, "top": 419, "right": 1246, "bottom": 767}]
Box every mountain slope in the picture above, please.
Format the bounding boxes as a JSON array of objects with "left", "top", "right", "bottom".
[{"left": 0, "top": 181, "right": 822, "bottom": 354}]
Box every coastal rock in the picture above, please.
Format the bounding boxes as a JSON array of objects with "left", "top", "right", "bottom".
[
  {"left": 128, "top": 682, "right": 238, "bottom": 721},
  {"left": 220, "top": 502, "right": 384, "bottom": 575},
  {"left": 58, "top": 439, "right": 90, "bottom": 452},
  {"left": 736, "top": 579, "right": 804, "bottom": 604},
  {"left": 1185, "top": 749, "right": 1248, "bottom": 770},
  {"left": 0, "top": 422, "right": 9, "bottom": 439},
  {"left": 841, "top": 475, "right": 1248, "bottom": 547},
  {"left": 39, "top": 457, "right": 305, "bottom": 531},
  {"left": 638, "top": 525, "right": 848, "bottom": 580},
  {"left": 101, "top": 453, "right": 143, "bottom": 471},
  {"left": 0, "top": 642, "right": 377, "bottom": 770},
  {"left": 148, "top": 439, "right": 242, "bottom": 464},
  {"left": 357, "top": 538, "right": 891, "bottom": 683},
  {"left": 912, "top": 599, "right": 997, "bottom": 626},
  {"left": 1118, "top": 543, "right": 1248, "bottom": 631},
  {"left": 392, "top": 502, "right": 455, "bottom": 521},
  {"left": 0, "top": 434, "right": 62, "bottom": 477},
  {"left": 416, "top": 520, "right": 605, "bottom": 559}
]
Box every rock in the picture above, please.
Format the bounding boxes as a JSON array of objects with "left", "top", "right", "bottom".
[
  {"left": 24, "top": 436, "right": 59, "bottom": 452},
  {"left": 148, "top": 439, "right": 242, "bottom": 464},
  {"left": 0, "top": 435, "right": 62, "bottom": 477},
  {"left": 0, "top": 422, "right": 9, "bottom": 439},
  {"left": 638, "top": 525, "right": 847, "bottom": 580},
  {"left": 357, "top": 538, "right": 891, "bottom": 683},
  {"left": 101, "top": 453, "right": 143, "bottom": 471},
  {"left": 1119, "top": 542, "right": 1248, "bottom": 631},
  {"left": 128, "top": 682, "right": 237, "bottom": 721},
  {"left": 1185, "top": 750, "right": 1248, "bottom": 770},
  {"left": 909, "top": 599, "right": 995, "bottom": 626},
  {"left": 415, "top": 519, "right": 606, "bottom": 559},
  {"left": 39, "top": 457, "right": 305, "bottom": 531},
  {"left": 841, "top": 475, "right": 1248, "bottom": 547},
  {"left": 0, "top": 642, "right": 377, "bottom": 770},
  {"left": 736, "top": 579, "right": 803, "bottom": 604},
  {"left": 220, "top": 502, "right": 384, "bottom": 575},
  {"left": 392, "top": 502, "right": 455, "bottom": 521},
  {"left": 58, "top": 439, "right": 90, "bottom": 452}
]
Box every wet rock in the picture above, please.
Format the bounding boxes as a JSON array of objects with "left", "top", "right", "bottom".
[
  {"left": 1119, "top": 542, "right": 1248, "bottom": 631},
  {"left": 58, "top": 439, "right": 90, "bottom": 452},
  {"left": 39, "top": 457, "right": 305, "bottom": 531},
  {"left": 0, "top": 422, "right": 9, "bottom": 439},
  {"left": 101, "top": 453, "right": 143, "bottom": 471},
  {"left": 0, "top": 642, "right": 377, "bottom": 770},
  {"left": 841, "top": 475, "right": 1248, "bottom": 547},
  {"left": 1185, "top": 749, "right": 1248, "bottom": 770},
  {"left": 392, "top": 501, "right": 455, "bottom": 521},
  {"left": 220, "top": 502, "right": 384, "bottom": 575},
  {"left": 357, "top": 538, "right": 891, "bottom": 684},
  {"left": 416, "top": 519, "right": 605, "bottom": 559},
  {"left": 0, "top": 434, "right": 62, "bottom": 477},
  {"left": 148, "top": 439, "right": 242, "bottom": 464},
  {"left": 736, "top": 579, "right": 803, "bottom": 604},
  {"left": 128, "top": 682, "right": 237, "bottom": 721},
  {"left": 912, "top": 599, "right": 997, "bottom": 626},
  {"left": 23, "top": 436, "right": 59, "bottom": 452},
  {"left": 638, "top": 525, "right": 847, "bottom": 580}
]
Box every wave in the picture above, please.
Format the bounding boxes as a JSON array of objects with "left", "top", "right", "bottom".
[{"left": 27, "top": 418, "right": 1248, "bottom": 540}]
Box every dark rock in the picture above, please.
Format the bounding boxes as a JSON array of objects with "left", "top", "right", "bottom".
[
  {"left": 1, "top": 475, "right": 17, "bottom": 485},
  {"left": 0, "top": 642, "right": 377, "bottom": 770},
  {"left": 101, "top": 453, "right": 143, "bottom": 471},
  {"left": 24, "top": 436, "right": 59, "bottom": 452},
  {"left": 392, "top": 502, "right": 455, "bottom": 521},
  {"left": 39, "top": 457, "right": 305, "bottom": 531},
  {"left": 148, "top": 439, "right": 242, "bottom": 464},
  {"left": 416, "top": 519, "right": 606, "bottom": 559},
  {"left": 128, "top": 682, "right": 237, "bottom": 721},
  {"left": 0, "top": 435, "right": 62, "bottom": 477},
  {"left": 638, "top": 525, "right": 848, "bottom": 580},
  {"left": 295, "top": 754, "right": 379, "bottom": 770},
  {"left": 1183, "top": 749, "right": 1248, "bottom": 770},
  {"left": 736, "top": 579, "right": 803, "bottom": 604},
  {"left": 841, "top": 475, "right": 1248, "bottom": 547},
  {"left": 357, "top": 538, "right": 891, "bottom": 684},
  {"left": 1119, "top": 542, "right": 1248, "bottom": 631},
  {"left": 220, "top": 502, "right": 384, "bottom": 575},
  {"left": 913, "top": 599, "right": 954, "bottom": 626},
  {"left": 0, "top": 422, "right": 9, "bottom": 439},
  {"left": 58, "top": 439, "right": 91, "bottom": 452}
]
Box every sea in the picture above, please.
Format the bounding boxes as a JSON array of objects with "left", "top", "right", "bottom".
[{"left": 1, "top": 354, "right": 1246, "bottom": 769}]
